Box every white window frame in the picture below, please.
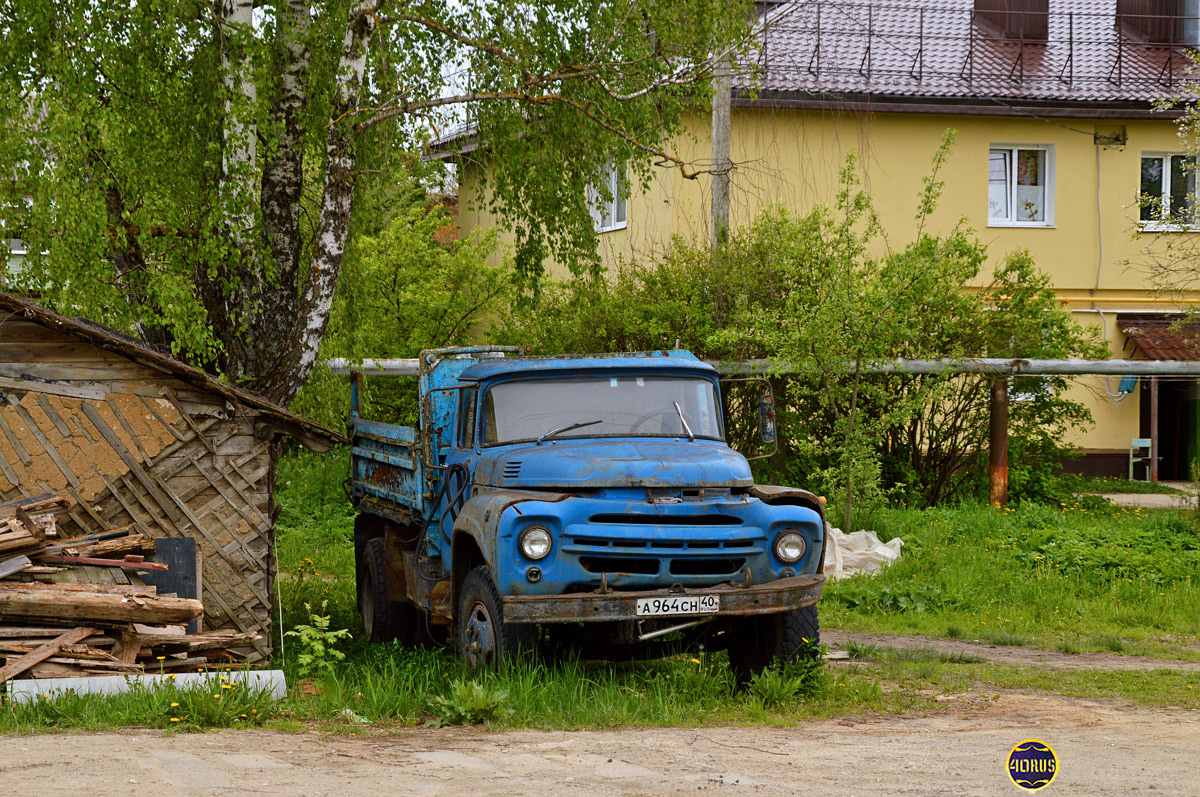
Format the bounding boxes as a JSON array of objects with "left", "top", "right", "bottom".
[
  {"left": 1010, "top": 376, "right": 1053, "bottom": 403},
  {"left": 0, "top": 194, "right": 32, "bottom": 279},
  {"left": 1138, "top": 152, "right": 1200, "bottom": 232},
  {"left": 987, "top": 144, "right": 1055, "bottom": 228},
  {"left": 588, "top": 161, "right": 627, "bottom": 234}
]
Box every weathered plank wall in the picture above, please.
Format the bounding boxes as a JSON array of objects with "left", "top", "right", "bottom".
[{"left": 0, "top": 319, "right": 274, "bottom": 659}]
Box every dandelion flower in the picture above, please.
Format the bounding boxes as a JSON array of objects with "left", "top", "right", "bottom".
[
  {"left": 170, "top": 718, "right": 180, "bottom": 723},
  {"left": 170, "top": 702, "right": 180, "bottom": 707}
]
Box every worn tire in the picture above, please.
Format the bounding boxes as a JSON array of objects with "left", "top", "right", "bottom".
[
  {"left": 360, "top": 537, "right": 414, "bottom": 644},
  {"left": 456, "top": 566, "right": 535, "bottom": 668},
  {"left": 727, "top": 603, "right": 820, "bottom": 681}
]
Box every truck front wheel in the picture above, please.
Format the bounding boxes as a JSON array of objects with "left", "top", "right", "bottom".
[
  {"left": 456, "top": 566, "right": 535, "bottom": 668},
  {"left": 727, "top": 603, "right": 820, "bottom": 681}
]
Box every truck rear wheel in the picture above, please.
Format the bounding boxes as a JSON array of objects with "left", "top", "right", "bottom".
[
  {"left": 360, "top": 537, "right": 415, "bottom": 644},
  {"left": 727, "top": 603, "right": 820, "bottom": 681},
  {"left": 456, "top": 566, "right": 535, "bottom": 668}
]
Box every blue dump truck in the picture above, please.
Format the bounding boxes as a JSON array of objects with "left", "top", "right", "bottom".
[{"left": 346, "top": 347, "right": 826, "bottom": 674}]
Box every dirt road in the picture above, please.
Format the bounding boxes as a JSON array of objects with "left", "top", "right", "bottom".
[
  {"left": 2, "top": 693, "right": 1196, "bottom": 796},
  {"left": 823, "top": 631, "right": 1200, "bottom": 672}
]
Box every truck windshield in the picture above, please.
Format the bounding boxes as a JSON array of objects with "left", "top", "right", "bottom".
[{"left": 483, "top": 376, "right": 722, "bottom": 445}]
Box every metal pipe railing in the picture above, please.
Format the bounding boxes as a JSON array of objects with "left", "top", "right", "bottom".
[{"left": 712, "top": 358, "right": 1200, "bottom": 376}]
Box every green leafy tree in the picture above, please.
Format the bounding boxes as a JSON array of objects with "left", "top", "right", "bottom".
[
  {"left": 0, "top": 0, "right": 756, "bottom": 404},
  {"left": 293, "top": 177, "right": 511, "bottom": 429}
]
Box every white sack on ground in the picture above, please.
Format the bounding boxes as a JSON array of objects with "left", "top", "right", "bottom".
[{"left": 822, "top": 526, "right": 903, "bottom": 580}]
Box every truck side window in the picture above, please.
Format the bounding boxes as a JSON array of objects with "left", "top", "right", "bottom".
[{"left": 458, "top": 387, "right": 478, "bottom": 448}]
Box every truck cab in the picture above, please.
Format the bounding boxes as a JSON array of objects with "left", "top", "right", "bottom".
[{"left": 347, "top": 348, "right": 826, "bottom": 673}]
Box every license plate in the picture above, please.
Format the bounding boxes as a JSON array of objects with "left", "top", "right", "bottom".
[{"left": 635, "top": 595, "right": 720, "bottom": 617}]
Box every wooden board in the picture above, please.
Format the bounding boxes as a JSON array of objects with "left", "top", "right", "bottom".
[
  {"left": 0, "top": 588, "right": 202, "bottom": 624},
  {"left": 0, "top": 554, "right": 31, "bottom": 578},
  {"left": 0, "top": 626, "right": 95, "bottom": 683}
]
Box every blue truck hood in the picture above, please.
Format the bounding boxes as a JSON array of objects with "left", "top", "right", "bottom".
[{"left": 473, "top": 439, "right": 754, "bottom": 489}]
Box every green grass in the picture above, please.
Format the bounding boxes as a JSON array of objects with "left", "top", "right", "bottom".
[
  {"left": 275, "top": 448, "right": 359, "bottom": 638},
  {"left": 822, "top": 502, "right": 1200, "bottom": 659},
  {"left": 281, "top": 644, "right": 922, "bottom": 730},
  {"left": 1058, "top": 475, "right": 1182, "bottom": 495},
  {"left": 0, "top": 675, "right": 280, "bottom": 734}
]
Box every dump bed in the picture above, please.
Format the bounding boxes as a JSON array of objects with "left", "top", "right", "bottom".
[
  {"left": 348, "top": 415, "right": 429, "bottom": 524},
  {"left": 345, "top": 347, "right": 522, "bottom": 525}
]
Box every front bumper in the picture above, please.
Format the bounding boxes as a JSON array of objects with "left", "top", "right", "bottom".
[{"left": 501, "top": 573, "right": 824, "bottom": 624}]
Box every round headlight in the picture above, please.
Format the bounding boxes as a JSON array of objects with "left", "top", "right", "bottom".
[
  {"left": 773, "top": 530, "right": 807, "bottom": 563},
  {"left": 519, "top": 526, "right": 552, "bottom": 560}
]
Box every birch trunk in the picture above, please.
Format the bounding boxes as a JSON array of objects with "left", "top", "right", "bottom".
[
  {"left": 258, "top": 0, "right": 312, "bottom": 370},
  {"left": 220, "top": 0, "right": 257, "bottom": 238},
  {"left": 254, "top": 2, "right": 379, "bottom": 404}
]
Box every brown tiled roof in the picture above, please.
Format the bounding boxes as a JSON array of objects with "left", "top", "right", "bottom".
[
  {"left": 1118, "top": 314, "right": 1200, "bottom": 360},
  {"left": 745, "top": 0, "right": 1196, "bottom": 108}
]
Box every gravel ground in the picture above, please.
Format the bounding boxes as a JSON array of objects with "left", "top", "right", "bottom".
[{"left": 2, "top": 691, "right": 1197, "bottom": 796}]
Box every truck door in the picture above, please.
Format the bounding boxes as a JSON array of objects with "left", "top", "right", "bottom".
[{"left": 434, "top": 385, "right": 478, "bottom": 543}]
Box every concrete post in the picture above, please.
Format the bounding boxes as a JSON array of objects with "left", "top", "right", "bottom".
[{"left": 710, "top": 57, "right": 732, "bottom": 246}]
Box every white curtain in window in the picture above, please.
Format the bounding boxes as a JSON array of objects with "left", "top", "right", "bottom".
[{"left": 1014, "top": 149, "right": 1045, "bottom": 222}]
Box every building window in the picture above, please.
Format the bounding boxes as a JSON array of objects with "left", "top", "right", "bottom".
[
  {"left": 988, "top": 145, "right": 1053, "bottom": 226},
  {"left": 1140, "top": 153, "right": 1197, "bottom": 227},
  {"left": 588, "top": 162, "right": 627, "bottom": 233}
]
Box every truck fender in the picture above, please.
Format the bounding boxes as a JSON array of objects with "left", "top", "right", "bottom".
[
  {"left": 448, "top": 489, "right": 575, "bottom": 604},
  {"left": 749, "top": 484, "right": 828, "bottom": 574}
]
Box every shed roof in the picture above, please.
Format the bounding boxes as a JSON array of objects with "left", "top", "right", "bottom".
[
  {"left": 1118, "top": 314, "right": 1200, "bottom": 360},
  {"left": 0, "top": 292, "right": 344, "bottom": 451}
]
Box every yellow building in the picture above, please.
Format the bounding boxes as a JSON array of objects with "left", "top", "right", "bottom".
[{"left": 453, "top": 0, "right": 1200, "bottom": 478}]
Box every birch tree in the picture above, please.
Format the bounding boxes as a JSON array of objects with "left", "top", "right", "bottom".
[{"left": 0, "top": 0, "right": 754, "bottom": 405}]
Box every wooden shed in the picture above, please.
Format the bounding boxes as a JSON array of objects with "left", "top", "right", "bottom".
[{"left": 0, "top": 292, "right": 342, "bottom": 660}]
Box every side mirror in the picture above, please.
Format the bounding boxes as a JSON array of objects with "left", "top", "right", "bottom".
[
  {"left": 757, "top": 392, "right": 777, "bottom": 444},
  {"left": 722, "top": 376, "right": 780, "bottom": 462}
]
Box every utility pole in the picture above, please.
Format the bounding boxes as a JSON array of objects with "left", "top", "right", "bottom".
[{"left": 710, "top": 56, "right": 732, "bottom": 246}]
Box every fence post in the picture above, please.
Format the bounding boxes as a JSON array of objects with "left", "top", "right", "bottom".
[
  {"left": 989, "top": 377, "right": 1009, "bottom": 506},
  {"left": 1150, "top": 375, "right": 1160, "bottom": 482}
]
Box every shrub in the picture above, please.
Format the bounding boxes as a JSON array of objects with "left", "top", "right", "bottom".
[
  {"left": 829, "top": 581, "right": 948, "bottom": 614},
  {"left": 426, "top": 679, "right": 514, "bottom": 727},
  {"left": 747, "top": 648, "right": 824, "bottom": 707},
  {"left": 286, "top": 601, "right": 353, "bottom": 679}
]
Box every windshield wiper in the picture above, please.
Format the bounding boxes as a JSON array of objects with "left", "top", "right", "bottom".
[
  {"left": 537, "top": 419, "right": 603, "bottom": 444},
  {"left": 673, "top": 401, "right": 695, "bottom": 441}
]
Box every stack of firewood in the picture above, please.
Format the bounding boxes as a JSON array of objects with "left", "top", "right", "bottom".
[{"left": 0, "top": 494, "right": 259, "bottom": 684}]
